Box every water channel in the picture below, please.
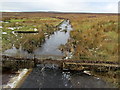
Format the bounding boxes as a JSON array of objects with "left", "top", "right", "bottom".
[
  {"left": 3, "top": 20, "right": 72, "bottom": 59},
  {"left": 3, "top": 20, "right": 115, "bottom": 88}
]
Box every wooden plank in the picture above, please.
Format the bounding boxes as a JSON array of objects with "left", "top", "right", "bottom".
[{"left": 63, "top": 62, "right": 120, "bottom": 68}]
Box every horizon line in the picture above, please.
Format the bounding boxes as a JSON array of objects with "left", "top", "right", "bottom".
[{"left": 0, "top": 11, "right": 118, "bottom": 14}]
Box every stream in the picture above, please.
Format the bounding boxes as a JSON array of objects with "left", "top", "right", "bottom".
[
  {"left": 3, "top": 20, "right": 72, "bottom": 59},
  {"left": 34, "top": 20, "right": 72, "bottom": 56},
  {"left": 3, "top": 20, "right": 115, "bottom": 88}
]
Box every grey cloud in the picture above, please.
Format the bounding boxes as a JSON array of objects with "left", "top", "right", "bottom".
[{"left": 1, "top": 1, "right": 118, "bottom": 13}]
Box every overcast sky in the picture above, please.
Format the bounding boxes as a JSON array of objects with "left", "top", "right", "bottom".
[{"left": 0, "top": 0, "right": 119, "bottom": 13}]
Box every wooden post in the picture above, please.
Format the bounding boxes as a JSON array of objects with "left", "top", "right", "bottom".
[
  {"left": 109, "top": 66, "right": 111, "bottom": 71},
  {"left": 34, "top": 55, "right": 36, "bottom": 67},
  {"left": 100, "top": 65, "right": 102, "bottom": 72}
]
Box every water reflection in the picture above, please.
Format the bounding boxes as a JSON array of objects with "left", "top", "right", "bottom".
[
  {"left": 3, "top": 20, "right": 72, "bottom": 58},
  {"left": 3, "top": 45, "right": 34, "bottom": 58},
  {"left": 34, "top": 20, "right": 72, "bottom": 56}
]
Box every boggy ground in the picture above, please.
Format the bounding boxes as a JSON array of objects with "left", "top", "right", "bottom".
[
  {"left": 58, "top": 14, "right": 118, "bottom": 62},
  {"left": 2, "top": 13, "right": 64, "bottom": 53},
  {"left": 57, "top": 13, "right": 119, "bottom": 87},
  {"left": 2, "top": 12, "right": 118, "bottom": 62},
  {"left": 1, "top": 12, "right": 119, "bottom": 88}
]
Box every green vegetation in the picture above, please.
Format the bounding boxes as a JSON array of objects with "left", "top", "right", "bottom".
[
  {"left": 1, "top": 12, "right": 119, "bottom": 88},
  {"left": 58, "top": 14, "right": 119, "bottom": 87},
  {"left": 2, "top": 13, "right": 118, "bottom": 61},
  {"left": 60, "top": 14, "right": 118, "bottom": 62},
  {"left": 2, "top": 16, "right": 63, "bottom": 52}
]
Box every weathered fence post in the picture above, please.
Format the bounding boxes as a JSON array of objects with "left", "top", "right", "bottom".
[{"left": 33, "top": 55, "right": 37, "bottom": 67}]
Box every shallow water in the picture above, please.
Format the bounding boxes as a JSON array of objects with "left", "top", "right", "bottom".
[
  {"left": 34, "top": 20, "right": 72, "bottom": 56},
  {"left": 3, "top": 20, "right": 72, "bottom": 58}
]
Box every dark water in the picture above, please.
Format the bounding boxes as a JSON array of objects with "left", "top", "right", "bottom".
[{"left": 20, "top": 65, "right": 114, "bottom": 88}]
